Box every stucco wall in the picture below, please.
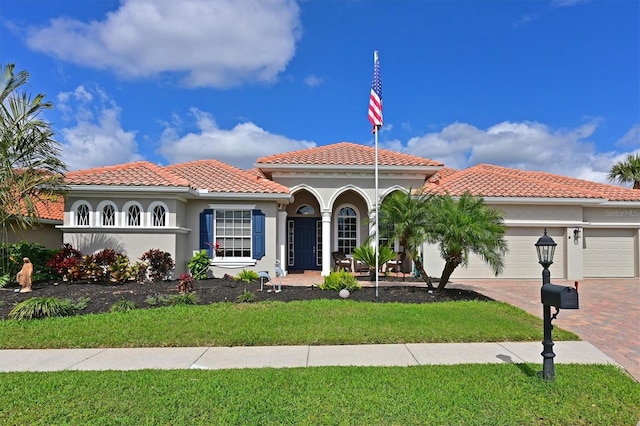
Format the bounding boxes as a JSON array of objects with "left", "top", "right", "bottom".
[{"left": 5, "top": 223, "right": 62, "bottom": 249}]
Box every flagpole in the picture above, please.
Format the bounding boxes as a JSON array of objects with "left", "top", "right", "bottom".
[{"left": 374, "top": 123, "right": 379, "bottom": 302}]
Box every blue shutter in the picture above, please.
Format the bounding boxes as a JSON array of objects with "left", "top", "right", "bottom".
[
  {"left": 252, "top": 209, "right": 265, "bottom": 259},
  {"left": 199, "top": 209, "right": 214, "bottom": 257}
]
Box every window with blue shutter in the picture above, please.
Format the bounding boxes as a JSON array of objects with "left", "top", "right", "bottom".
[
  {"left": 252, "top": 209, "right": 265, "bottom": 259},
  {"left": 199, "top": 209, "right": 213, "bottom": 257}
]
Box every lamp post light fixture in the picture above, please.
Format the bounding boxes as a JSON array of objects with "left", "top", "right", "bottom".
[{"left": 535, "top": 229, "right": 558, "bottom": 381}]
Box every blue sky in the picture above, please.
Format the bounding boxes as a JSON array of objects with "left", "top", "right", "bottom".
[{"left": 2, "top": 0, "right": 638, "bottom": 184}]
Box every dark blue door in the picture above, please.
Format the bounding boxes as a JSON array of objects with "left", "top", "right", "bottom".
[{"left": 293, "top": 218, "right": 319, "bottom": 270}]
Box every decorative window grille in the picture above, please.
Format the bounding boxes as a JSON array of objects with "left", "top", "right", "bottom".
[
  {"left": 77, "top": 204, "right": 89, "bottom": 226},
  {"left": 102, "top": 204, "right": 115, "bottom": 226},
  {"left": 152, "top": 205, "right": 166, "bottom": 227},
  {"left": 287, "top": 220, "right": 295, "bottom": 267},
  {"left": 316, "top": 220, "right": 322, "bottom": 266},
  {"left": 127, "top": 205, "right": 141, "bottom": 226}
]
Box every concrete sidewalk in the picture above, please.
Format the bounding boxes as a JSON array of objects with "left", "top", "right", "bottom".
[{"left": 0, "top": 341, "right": 619, "bottom": 372}]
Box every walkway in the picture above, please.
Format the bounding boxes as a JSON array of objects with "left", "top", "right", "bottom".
[{"left": 0, "top": 342, "right": 615, "bottom": 372}]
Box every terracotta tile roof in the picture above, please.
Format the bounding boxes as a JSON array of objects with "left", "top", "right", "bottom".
[
  {"left": 65, "top": 161, "right": 189, "bottom": 187},
  {"left": 35, "top": 197, "right": 64, "bottom": 221},
  {"left": 165, "top": 160, "right": 290, "bottom": 194},
  {"left": 423, "top": 164, "right": 640, "bottom": 201},
  {"left": 256, "top": 142, "right": 443, "bottom": 167}
]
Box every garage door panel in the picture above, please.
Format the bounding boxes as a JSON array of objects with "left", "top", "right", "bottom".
[
  {"left": 583, "top": 229, "right": 635, "bottom": 278},
  {"left": 452, "top": 227, "right": 565, "bottom": 280}
]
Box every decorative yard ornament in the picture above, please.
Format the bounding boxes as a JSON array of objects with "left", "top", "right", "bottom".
[
  {"left": 339, "top": 289, "right": 350, "bottom": 299},
  {"left": 16, "top": 257, "right": 33, "bottom": 293}
]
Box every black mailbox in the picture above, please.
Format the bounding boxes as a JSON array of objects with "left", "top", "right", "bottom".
[{"left": 541, "top": 284, "right": 579, "bottom": 309}]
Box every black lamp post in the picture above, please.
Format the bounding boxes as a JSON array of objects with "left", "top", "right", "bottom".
[{"left": 535, "top": 229, "right": 557, "bottom": 381}]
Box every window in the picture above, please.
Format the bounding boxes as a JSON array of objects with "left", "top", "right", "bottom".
[
  {"left": 76, "top": 204, "right": 90, "bottom": 226},
  {"left": 337, "top": 206, "right": 358, "bottom": 254},
  {"left": 102, "top": 204, "right": 116, "bottom": 226},
  {"left": 127, "top": 205, "right": 141, "bottom": 226},
  {"left": 296, "top": 205, "right": 315, "bottom": 215},
  {"left": 152, "top": 205, "right": 166, "bottom": 227},
  {"left": 199, "top": 208, "right": 265, "bottom": 260}
]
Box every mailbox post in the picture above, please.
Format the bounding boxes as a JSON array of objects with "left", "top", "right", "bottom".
[
  {"left": 535, "top": 229, "right": 558, "bottom": 381},
  {"left": 535, "top": 229, "right": 579, "bottom": 381}
]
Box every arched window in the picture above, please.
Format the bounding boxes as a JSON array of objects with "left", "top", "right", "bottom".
[
  {"left": 127, "top": 204, "right": 141, "bottom": 226},
  {"left": 102, "top": 204, "right": 116, "bottom": 226},
  {"left": 336, "top": 206, "right": 358, "bottom": 254},
  {"left": 296, "top": 204, "right": 315, "bottom": 215},
  {"left": 152, "top": 205, "right": 166, "bottom": 227},
  {"left": 76, "top": 204, "right": 90, "bottom": 226}
]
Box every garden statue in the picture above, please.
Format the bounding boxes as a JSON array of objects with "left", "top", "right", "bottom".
[{"left": 16, "top": 257, "right": 33, "bottom": 293}]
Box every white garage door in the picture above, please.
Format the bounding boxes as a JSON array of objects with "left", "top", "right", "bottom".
[
  {"left": 451, "top": 227, "right": 565, "bottom": 280},
  {"left": 583, "top": 229, "right": 636, "bottom": 278}
]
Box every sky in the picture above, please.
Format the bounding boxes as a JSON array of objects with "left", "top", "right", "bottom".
[{"left": 1, "top": 0, "right": 639, "bottom": 184}]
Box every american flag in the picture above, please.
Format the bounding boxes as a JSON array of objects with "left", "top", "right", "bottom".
[{"left": 368, "top": 50, "right": 383, "bottom": 130}]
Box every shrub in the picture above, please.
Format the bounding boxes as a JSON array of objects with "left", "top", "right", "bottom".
[
  {"left": 140, "top": 249, "right": 175, "bottom": 282},
  {"left": 145, "top": 294, "right": 170, "bottom": 306},
  {"left": 0, "top": 274, "right": 9, "bottom": 288},
  {"left": 234, "top": 269, "right": 259, "bottom": 283},
  {"left": 320, "top": 270, "right": 362, "bottom": 292},
  {"left": 110, "top": 299, "right": 137, "bottom": 312},
  {"left": 95, "top": 248, "right": 119, "bottom": 281},
  {"left": 71, "top": 297, "right": 91, "bottom": 311},
  {"left": 131, "top": 261, "right": 148, "bottom": 283},
  {"left": 167, "top": 293, "right": 197, "bottom": 306},
  {"left": 109, "top": 254, "right": 132, "bottom": 284},
  {"left": 46, "top": 244, "right": 82, "bottom": 280},
  {"left": 352, "top": 244, "right": 397, "bottom": 278},
  {"left": 78, "top": 254, "right": 103, "bottom": 281},
  {"left": 188, "top": 250, "right": 210, "bottom": 281},
  {"left": 177, "top": 273, "right": 194, "bottom": 293},
  {"left": 235, "top": 288, "right": 255, "bottom": 303},
  {"left": 0, "top": 242, "right": 58, "bottom": 282},
  {"left": 8, "top": 297, "right": 76, "bottom": 320}
]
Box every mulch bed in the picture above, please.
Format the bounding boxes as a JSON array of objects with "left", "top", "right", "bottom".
[{"left": 0, "top": 277, "right": 493, "bottom": 319}]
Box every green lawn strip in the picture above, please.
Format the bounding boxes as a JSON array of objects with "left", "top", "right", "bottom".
[
  {"left": 0, "top": 300, "right": 578, "bottom": 349},
  {"left": 0, "top": 365, "right": 637, "bottom": 425}
]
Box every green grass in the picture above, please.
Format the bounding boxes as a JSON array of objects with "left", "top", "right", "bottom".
[
  {"left": 0, "top": 364, "right": 638, "bottom": 425},
  {"left": 0, "top": 300, "right": 578, "bottom": 348}
]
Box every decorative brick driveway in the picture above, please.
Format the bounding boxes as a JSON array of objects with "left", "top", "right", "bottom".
[{"left": 450, "top": 278, "right": 640, "bottom": 382}]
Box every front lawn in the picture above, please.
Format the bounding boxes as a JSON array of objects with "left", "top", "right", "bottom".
[
  {"left": 0, "top": 299, "right": 579, "bottom": 348},
  {"left": 1, "top": 365, "right": 638, "bottom": 425}
]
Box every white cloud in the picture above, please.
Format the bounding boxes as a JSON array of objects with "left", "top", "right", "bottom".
[
  {"left": 303, "top": 75, "right": 324, "bottom": 87},
  {"left": 617, "top": 124, "right": 640, "bottom": 148},
  {"left": 158, "top": 108, "right": 316, "bottom": 169},
  {"left": 390, "top": 120, "right": 638, "bottom": 183},
  {"left": 26, "top": 0, "right": 301, "bottom": 88},
  {"left": 57, "top": 86, "right": 143, "bottom": 170}
]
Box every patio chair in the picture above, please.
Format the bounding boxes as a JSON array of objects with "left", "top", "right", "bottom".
[
  {"left": 332, "top": 251, "right": 352, "bottom": 272},
  {"left": 385, "top": 252, "right": 406, "bottom": 278}
]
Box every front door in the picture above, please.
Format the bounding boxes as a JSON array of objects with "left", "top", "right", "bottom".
[{"left": 291, "top": 218, "right": 320, "bottom": 270}]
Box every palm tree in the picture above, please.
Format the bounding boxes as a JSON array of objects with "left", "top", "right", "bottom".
[
  {"left": 378, "top": 188, "right": 435, "bottom": 288},
  {"left": 426, "top": 193, "right": 507, "bottom": 290},
  {"left": 607, "top": 153, "right": 640, "bottom": 189},
  {"left": 0, "top": 64, "right": 67, "bottom": 270}
]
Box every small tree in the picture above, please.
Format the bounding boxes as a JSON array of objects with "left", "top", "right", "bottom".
[{"left": 426, "top": 193, "right": 508, "bottom": 289}]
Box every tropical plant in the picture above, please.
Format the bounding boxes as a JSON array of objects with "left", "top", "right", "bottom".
[
  {"left": 234, "top": 269, "right": 259, "bottom": 283},
  {"left": 319, "top": 270, "right": 361, "bottom": 292},
  {"left": 177, "top": 273, "right": 194, "bottom": 293},
  {"left": 131, "top": 260, "right": 148, "bottom": 283},
  {"left": 352, "top": 244, "right": 397, "bottom": 280},
  {"left": 110, "top": 299, "right": 137, "bottom": 312},
  {"left": 426, "top": 193, "right": 508, "bottom": 289},
  {"left": 0, "top": 241, "right": 57, "bottom": 281},
  {"left": 235, "top": 288, "right": 255, "bottom": 303},
  {"left": 378, "top": 188, "right": 435, "bottom": 288},
  {"left": 8, "top": 297, "right": 76, "bottom": 319},
  {"left": 0, "top": 64, "right": 68, "bottom": 274},
  {"left": 140, "top": 249, "right": 174, "bottom": 282},
  {"left": 109, "top": 254, "right": 132, "bottom": 283},
  {"left": 46, "top": 243, "right": 82, "bottom": 280},
  {"left": 168, "top": 293, "right": 197, "bottom": 306},
  {"left": 187, "top": 250, "right": 210, "bottom": 280},
  {"left": 607, "top": 153, "right": 640, "bottom": 189}
]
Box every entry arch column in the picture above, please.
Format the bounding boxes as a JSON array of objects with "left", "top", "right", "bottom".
[{"left": 321, "top": 211, "right": 332, "bottom": 276}]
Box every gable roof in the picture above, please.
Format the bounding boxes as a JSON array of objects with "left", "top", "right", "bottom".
[
  {"left": 65, "top": 161, "right": 190, "bottom": 187},
  {"left": 423, "top": 164, "right": 640, "bottom": 202},
  {"left": 165, "top": 160, "right": 289, "bottom": 194},
  {"left": 256, "top": 142, "right": 443, "bottom": 168}
]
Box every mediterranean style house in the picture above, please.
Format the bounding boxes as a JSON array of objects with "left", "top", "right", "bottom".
[{"left": 17, "top": 142, "right": 640, "bottom": 280}]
